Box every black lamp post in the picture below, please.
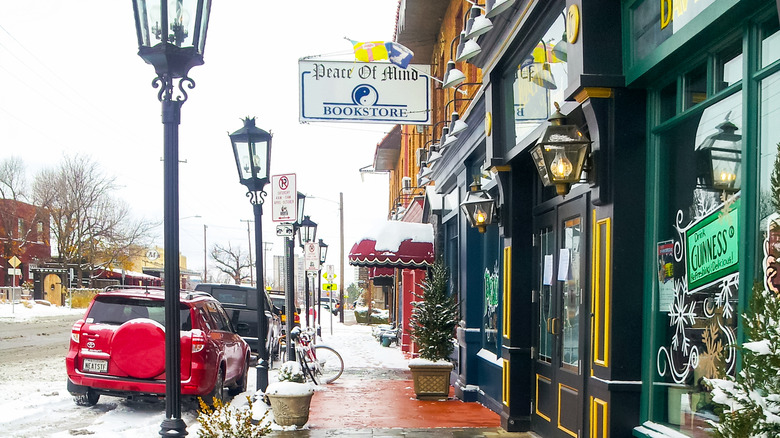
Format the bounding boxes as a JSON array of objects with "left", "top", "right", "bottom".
[
  {"left": 297, "top": 216, "right": 318, "bottom": 327},
  {"left": 228, "top": 117, "right": 273, "bottom": 391},
  {"left": 131, "top": 2, "right": 211, "bottom": 436},
  {"left": 317, "top": 239, "right": 328, "bottom": 336},
  {"left": 285, "top": 192, "right": 306, "bottom": 361}
]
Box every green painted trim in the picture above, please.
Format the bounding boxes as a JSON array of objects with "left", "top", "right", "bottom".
[
  {"left": 639, "top": 85, "right": 662, "bottom": 423},
  {"left": 740, "top": 20, "right": 760, "bottom": 350},
  {"left": 623, "top": 0, "right": 741, "bottom": 85}
]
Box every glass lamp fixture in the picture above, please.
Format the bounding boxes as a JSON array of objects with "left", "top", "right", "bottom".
[
  {"left": 697, "top": 113, "right": 742, "bottom": 192},
  {"left": 229, "top": 118, "right": 272, "bottom": 193},
  {"left": 485, "top": 0, "right": 516, "bottom": 18},
  {"left": 296, "top": 192, "right": 306, "bottom": 225},
  {"left": 443, "top": 60, "right": 466, "bottom": 88},
  {"left": 531, "top": 103, "right": 592, "bottom": 196},
  {"left": 460, "top": 176, "right": 497, "bottom": 233},
  {"left": 132, "top": 0, "right": 212, "bottom": 79},
  {"left": 297, "top": 215, "right": 318, "bottom": 248},
  {"left": 465, "top": 6, "right": 494, "bottom": 40},
  {"left": 420, "top": 165, "right": 433, "bottom": 178},
  {"left": 318, "top": 239, "right": 328, "bottom": 265}
]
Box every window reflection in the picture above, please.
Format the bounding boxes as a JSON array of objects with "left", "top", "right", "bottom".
[{"left": 513, "top": 10, "right": 568, "bottom": 144}]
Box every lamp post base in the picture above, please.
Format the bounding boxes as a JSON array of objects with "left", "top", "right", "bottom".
[
  {"left": 256, "top": 359, "right": 269, "bottom": 392},
  {"left": 159, "top": 417, "right": 188, "bottom": 437}
]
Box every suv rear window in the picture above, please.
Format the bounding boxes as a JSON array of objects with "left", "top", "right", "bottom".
[
  {"left": 211, "top": 289, "right": 248, "bottom": 306},
  {"left": 87, "top": 296, "right": 192, "bottom": 330}
]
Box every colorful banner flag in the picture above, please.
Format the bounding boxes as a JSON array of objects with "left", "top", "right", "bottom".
[
  {"left": 385, "top": 42, "right": 414, "bottom": 69},
  {"left": 350, "top": 40, "right": 414, "bottom": 69},
  {"left": 352, "top": 41, "right": 389, "bottom": 62}
]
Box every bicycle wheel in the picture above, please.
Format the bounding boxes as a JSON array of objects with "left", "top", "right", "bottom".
[
  {"left": 298, "top": 346, "right": 319, "bottom": 384},
  {"left": 312, "top": 345, "right": 344, "bottom": 384}
]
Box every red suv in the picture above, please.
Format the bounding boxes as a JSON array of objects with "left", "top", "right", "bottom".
[{"left": 66, "top": 286, "right": 250, "bottom": 406}]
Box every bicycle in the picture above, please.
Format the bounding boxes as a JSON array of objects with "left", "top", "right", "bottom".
[{"left": 286, "top": 326, "right": 344, "bottom": 384}]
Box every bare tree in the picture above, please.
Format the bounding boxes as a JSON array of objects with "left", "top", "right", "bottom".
[
  {"left": 0, "top": 156, "right": 27, "bottom": 200},
  {"left": 0, "top": 157, "right": 47, "bottom": 258},
  {"left": 211, "top": 242, "right": 251, "bottom": 284},
  {"left": 32, "top": 155, "right": 156, "bottom": 285}
]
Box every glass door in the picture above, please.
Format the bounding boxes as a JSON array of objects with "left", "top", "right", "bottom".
[{"left": 533, "top": 196, "right": 587, "bottom": 438}]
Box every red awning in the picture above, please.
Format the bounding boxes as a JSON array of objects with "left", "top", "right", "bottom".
[
  {"left": 349, "top": 221, "right": 434, "bottom": 268},
  {"left": 368, "top": 266, "right": 395, "bottom": 279}
]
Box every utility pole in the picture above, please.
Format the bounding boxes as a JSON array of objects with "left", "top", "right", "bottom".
[
  {"left": 241, "top": 219, "right": 254, "bottom": 286},
  {"left": 339, "top": 192, "right": 345, "bottom": 323}
]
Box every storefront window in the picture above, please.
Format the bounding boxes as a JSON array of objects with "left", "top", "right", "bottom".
[
  {"left": 757, "top": 72, "right": 780, "bottom": 296},
  {"left": 761, "top": 18, "right": 780, "bottom": 68},
  {"left": 651, "top": 91, "right": 742, "bottom": 436},
  {"left": 512, "top": 10, "right": 568, "bottom": 145},
  {"left": 481, "top": 223, "right": 501, "bottom": 355}
]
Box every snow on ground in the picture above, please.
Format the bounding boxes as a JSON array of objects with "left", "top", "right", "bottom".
[
  {"left": 0, "top": 300, "right": 85, "bottom": 320},
  {"left": 0, "top": 302, "right": 408, "bottom": 437}
]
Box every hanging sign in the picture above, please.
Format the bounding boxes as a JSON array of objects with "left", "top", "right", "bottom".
[
  {"left": 685, "top": 198, "right": 740, "bottom": 291},
  {"left": 271, "top": 173, "right": 297, "bottom": 222},
  {"left": 299, "top": 60, "right": 431, "bottom": 124},
  {"left": 304, "top": 242, "right": 320, "bottom": 273}
]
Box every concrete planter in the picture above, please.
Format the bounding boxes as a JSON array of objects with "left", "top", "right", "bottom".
[
  {"left": 408, "top": 361, "right": 453, "bottom": 400},
  {"left": 266, "top": 382, "right": 315, "bottom": 427},
  {"left": 267, "top": 392, "right": 314, "bottom": 427}
]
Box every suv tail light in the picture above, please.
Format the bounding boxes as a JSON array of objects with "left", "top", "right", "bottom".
[
  {"left": 191, "top": 329, "right": 206, "bottom": 353},
  {"left": 294, "top": 313, "right": 300, "bottom": 324},
  {"left": 71, "top": 320, "right": 84, "bottom": 344}
]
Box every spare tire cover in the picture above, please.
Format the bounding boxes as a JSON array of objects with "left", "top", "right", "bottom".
[{"left": 112, "top": 318, "right": 166, "bottom": 379}]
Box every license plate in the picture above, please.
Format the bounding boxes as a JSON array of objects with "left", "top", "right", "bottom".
[{"left": 82, "top": 359, "right": 108, "bottom": 373}]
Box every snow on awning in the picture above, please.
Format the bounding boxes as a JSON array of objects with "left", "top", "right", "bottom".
[
  {"left": 349, "top": 221, "right": 434, "bottom": 268},
  {"left": 368, "top": 266, "right": 395, "bottom": 279}
]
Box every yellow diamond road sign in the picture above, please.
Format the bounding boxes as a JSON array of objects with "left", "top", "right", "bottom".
[{"left": 8, "top": 256, "right": 20, "bottom": 268}]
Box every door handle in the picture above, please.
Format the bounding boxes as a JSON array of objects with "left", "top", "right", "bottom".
[{"left": 550, "top": 317, "right": 559, "bottom": 335}]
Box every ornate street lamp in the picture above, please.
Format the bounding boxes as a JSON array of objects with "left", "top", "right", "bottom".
[
  {"left": 132, "top": 1, "right": 211, "bottom": 436},
  {"left": 531, "top": 103, "right": 592, "bottom": 196},
  {"left": 284, "top": 192, "right": 306, "bottom": 361},
  {"left": 697, "top": 113, "right": 742, "bottom": 193},
  {"left": 297, "top": 216, "right": 317, "bottom": 327},
  {"left": 229, "top": 117, "right": 272, "bottom": 392},
  {"left": 317, "top": 239, "right": 328, "bottom": 336},
  {"left": 460, "top": 176, "right": 497, "bottom": 233}
]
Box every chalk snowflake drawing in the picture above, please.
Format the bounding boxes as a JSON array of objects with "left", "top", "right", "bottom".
[
  {"left": 669, "top": 290, "right": 697, "bottom": 354},
  {"left": 656, "top": 200, "right": 738, "bottom": 384}
]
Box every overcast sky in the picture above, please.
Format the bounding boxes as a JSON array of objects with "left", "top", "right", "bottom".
[{"left": 0, "top": 1, "right": 401, "bottom": 284}]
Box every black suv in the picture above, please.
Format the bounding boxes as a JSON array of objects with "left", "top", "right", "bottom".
[{"left": 194, "top": 283, "right": 281, "bottom": 363}]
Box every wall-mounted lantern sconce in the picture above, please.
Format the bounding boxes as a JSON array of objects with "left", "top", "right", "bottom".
[
  {"left": 697, "top": 113, "right": 742, "bottom": 192},
  {"left": 464, "top": 5, "right": 494, "bottom": 40},
  {"left": 443, "top": 60, "right": 466, "bottom": 88},
  {"left": 449, "top": 111, "right": 468, "bottom": 136},
  {"left": 460, "top": 176, "right": 497, "bottom": 233},
  {"left": 531, "top": 103, "right": 591, "bottom": 196},
  {"left": 455, "top": 31, "right": 482, "bottom": 62}
]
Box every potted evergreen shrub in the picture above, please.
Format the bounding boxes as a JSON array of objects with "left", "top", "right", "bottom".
[
  {"left": 264, "top": 361, "right": 315, "bottom": 427},
  {"left": 408, "top": 261, "right": 459, "bottom": 400}
]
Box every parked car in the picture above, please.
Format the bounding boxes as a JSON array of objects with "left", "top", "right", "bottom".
[
  {"left": 268, "top": 292, "right": 301, "bottom": 329},
  {"left": 66, "top": 286, "right": 250, "bottom": 406},
  {"left": 193, "top": 283, "right": 282, "bottom": 362}
]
